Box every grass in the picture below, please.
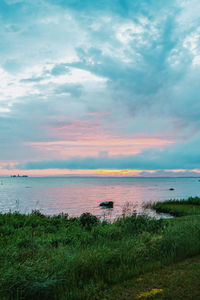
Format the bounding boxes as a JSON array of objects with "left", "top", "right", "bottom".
[
  {"left": 101, "top": 254, "right": 200, "bottom": 299},
  {"left": 1, "top": 206, "right": 200, "bottom": 299},
  {"left": 145, "top": 196, "right": 200, "bottom": 216}
]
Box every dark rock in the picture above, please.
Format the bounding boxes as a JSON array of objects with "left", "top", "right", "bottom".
[
  {"left": 99, "top": 201, "right": 113, "bottom": 208},
  {"left": 169, "top": 188, "right": 174, "bottom": 191}
]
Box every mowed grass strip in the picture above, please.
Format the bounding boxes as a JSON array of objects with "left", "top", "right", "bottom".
[{"left": 100, "top": 254, "right": 200, "bottom": 300}]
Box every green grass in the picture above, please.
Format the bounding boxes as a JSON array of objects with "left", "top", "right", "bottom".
[
  {"left": 101, "top": 254, "right": 200, "bottom": 299},
  {"left": 1, "top": 209, "right": 200, "bottom": 299},
  {"left": 145, "top": 196, "right": 200, "bottom": 216}
]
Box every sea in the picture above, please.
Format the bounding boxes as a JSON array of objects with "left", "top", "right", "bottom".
[{"left": 0, "top": 176, "right": 200, "bottom": 220}]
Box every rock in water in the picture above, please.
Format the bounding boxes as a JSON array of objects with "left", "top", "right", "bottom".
[
  {"left": 169, "top": 188, "right": 175, "bottom": 191},
  {"left": 99, "top": 201, "right": 113, "bottom": 208}
]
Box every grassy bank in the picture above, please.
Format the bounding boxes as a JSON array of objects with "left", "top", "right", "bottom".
[
  {"left": 1, "top": 210, "right": 200, "bottom": 299},
  {"left": 146, "top": 196, "right": 200, "bottom": 216}
]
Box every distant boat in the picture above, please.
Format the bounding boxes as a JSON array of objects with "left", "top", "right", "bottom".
[{"left": 10, "top": 175, "right": 28, "bottom": 178}]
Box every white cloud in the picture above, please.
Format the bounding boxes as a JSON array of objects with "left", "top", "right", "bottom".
[
  {"left": 116, "top": 22, "right": 144, "bottom": 44},
  {"left": 183, "top": 29, "right": 200, "bottom": 65}
]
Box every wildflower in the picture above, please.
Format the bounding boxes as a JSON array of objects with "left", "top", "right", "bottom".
[
  {"left": 136, "top": 277, "right": 143, "bottom": 282},
  {"left": 136, "top": 288, "right": 163, "bottom": 298}
]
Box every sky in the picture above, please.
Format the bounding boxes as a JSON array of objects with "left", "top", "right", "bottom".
[{"left": 0, "top": 0, "right": 200, "bottom": 177}]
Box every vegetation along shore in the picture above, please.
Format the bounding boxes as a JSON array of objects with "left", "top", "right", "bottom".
[{"left": 1, "top": 197, "right": 200, "bottom": 299}]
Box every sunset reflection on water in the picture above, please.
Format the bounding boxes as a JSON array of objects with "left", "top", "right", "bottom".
[{"left": 0, "top": 177, "right": 199, "bottom": 220}]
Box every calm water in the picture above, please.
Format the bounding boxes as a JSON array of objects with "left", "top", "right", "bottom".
[{"left": 0, "top": 177, "right": 200, "bottom": 219}]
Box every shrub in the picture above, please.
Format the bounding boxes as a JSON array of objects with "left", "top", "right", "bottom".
[{"left": 79, "top": 213, "right": 100, "bottom": 229}]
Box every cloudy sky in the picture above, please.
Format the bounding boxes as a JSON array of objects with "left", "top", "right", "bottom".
[{"left": 0, "top": 0, "right": 200, "bottom": 176}]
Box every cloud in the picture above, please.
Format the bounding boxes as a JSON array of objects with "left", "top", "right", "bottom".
[
  {"left": 16, "top": 138, "right": 200, "bottom": 171},
  {"left": 1, "top": 0, "right": 200, "bottom": 174},
  {"left": 20, "top": 76, "right": 45, "bottom": 83},
  {"left": 51, "top": 64, "right": 70, "bottom": 76},
  {"left": 54, "top": 83, "right": 83, "bottom": 97}
]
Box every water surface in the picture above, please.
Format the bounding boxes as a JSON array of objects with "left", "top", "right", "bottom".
[{"left": 0, "top": 177, "right": 199, "bottom": 219}]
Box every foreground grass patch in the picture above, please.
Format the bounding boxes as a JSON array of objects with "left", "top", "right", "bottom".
[{"left": 1, "top": 210, "right": 200, "bottom": 299}]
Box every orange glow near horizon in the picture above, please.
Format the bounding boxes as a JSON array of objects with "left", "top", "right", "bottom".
[
  {"left": 1, "top": 162, "right": 200, "bottom": 177},
  {"left": 1, "top": 168, "right": 200, "bottom": 177},
  {"left": 91, "top": 169, "right": 156, "bottom": 176},
  {"left": 0, "top": 168, "right": 147, "bottom": 177}
]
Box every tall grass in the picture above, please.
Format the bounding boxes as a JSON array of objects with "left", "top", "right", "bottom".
[
  {"left": 1, "top": 210, "right": 200, "bottom": 299},
  {"left": 145, "top": 196, "right": 200, "bottom": 216},
  {"left": 156, "top": 196, "right": 200, "bottom": 206}
]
